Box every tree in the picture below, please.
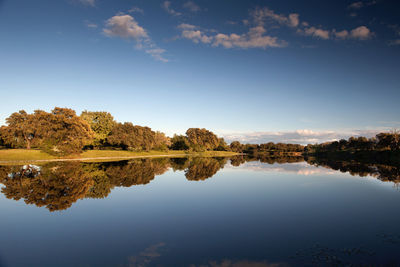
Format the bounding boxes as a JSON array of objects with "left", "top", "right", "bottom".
[
  {"left": 107, "top": 122, "right": 156, "bottom": 151},
  {"left": 40, "top": 108, "right": 94, "bottom": 155},
  {"left": 230, "top": 141, "right": 243, "bottom": 152},
  {"left": 1, "top": 110, "right": 37, "bottom": 149},
  {"left": 153, "top": 131, "right": 170, "bottom": 151},
  {"left": 80, "top": 111, "right": 116, "bottom": 147},
  {"left": 376, "top": 132, "right": 400, "bottom": 151},
  {"left": 170, "top": 134, "right": 189, "bottom": 150},
  {"left": 185, "top": 128, "right": 219, "bottom": 151},
  {"left": 215, "top": 138, "right": 228, "bottom": 151},
  {"left": 0, "top": 127, "right": 5, "bottom": 148}
]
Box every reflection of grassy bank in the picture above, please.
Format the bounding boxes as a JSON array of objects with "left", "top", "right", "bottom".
[{"left": 0, "top": 149, "right": 238, "bottom": 164}]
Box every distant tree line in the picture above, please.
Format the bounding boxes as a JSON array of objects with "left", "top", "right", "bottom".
[
  {"left": 305, "top": 132, "right": 400, "bottom": 154},
  {"left": 229, "top": 141, "right": 304, "bottom": 154},
  {"left": 0, "top": 108, "right": 229, "bottom": 155}
]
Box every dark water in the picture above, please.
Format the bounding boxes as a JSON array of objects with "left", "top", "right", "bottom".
[{"left": 1, "top": 156, "right": 400, "bottom": 267}]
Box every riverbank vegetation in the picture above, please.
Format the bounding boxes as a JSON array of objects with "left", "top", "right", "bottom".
[{"left": 0, "top": 108, "right": 232, "bottom": 157}]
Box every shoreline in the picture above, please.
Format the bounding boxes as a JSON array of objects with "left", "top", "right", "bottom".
[{"left": 0, "top": 150, "right": 239, "bottom": 165}]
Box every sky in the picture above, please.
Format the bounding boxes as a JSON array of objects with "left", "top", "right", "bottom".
[{"left": 0, "top": 0, "right": 399, "bottom": 144}]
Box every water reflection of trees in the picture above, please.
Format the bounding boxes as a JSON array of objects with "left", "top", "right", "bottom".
[
  {"left": 0, "top": 162, "right": 94, "bottom": 211},
  {"left": 306, "top": 157, "right": 400, "bottom": 184},
  {"left": 231, "top": 155, "right": 400, "bottom": 185},
  {"left": 0, "top": 157, "right": 229, "bottom": 211},
  {"left": 230, "top": 155, "right": 305, "bottom": 166}
]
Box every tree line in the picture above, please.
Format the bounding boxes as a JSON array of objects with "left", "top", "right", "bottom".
[
  {"left": 229, "top": 141, "right": 304, "bottom": 154},
  {"left": 0, "top": 108, "right": 229, "bottom": 155},
  {"left": 304, "top": 132, "right": 400, "bottom": 154}
]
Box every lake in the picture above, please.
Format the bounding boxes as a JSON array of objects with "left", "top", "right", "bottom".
[{"left": 0, "top": 156, "right": 400, "bottom": 267}]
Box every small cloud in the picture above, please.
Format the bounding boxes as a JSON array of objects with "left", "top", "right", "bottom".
[
  {"left": 85, "top": 20, "right": 98, "bottom": 29},
  {"left": 128, "top": 6, "right": 144, "bottom": 14},
  {"left": 103, "top": 15, "right": 148, "bottom": 39},
  {"left": 78, "top": 0, "right": 95, "bottom": 7},
  {"left": 177, "top": 23, "right": 287, "bottom": 49},
  {"left": 103, "top": 14, "right": 167, "bottom": 62},
  {"left": 177, "top": 23, "right": 197, "bottom": 30},
  {"left": 162, "top": 1, "right": 181, "bottom": 16},
  {"left": 146, "top": 48, "right": 169, "bottom": 62},
  {"left": 348, "top": 1, "right": 364, "bottom": 9},
  {"left": 252, "top": 7, "right": 301, "bottom": 28},
  {"left": 178, "top": 24, "right": 213, "bottom": 44},
  {"left": 350, "top": 25, "right": 373, "bottom": 40},
  {"left": 333, "top": 29, "right": 349, "bottom": 39},
  {"left": 302, "top": 27, "right": 330, "bottom": 40},
  {"left": 183, "top": 1, "right": 201, "bottom": 12},
  {"left": 288, "top": 14, "right": 300, "bottom": 27},
  {"left": 213, "top": 26, "right": 287, "bottom": 49},
  {"left": 301, "top": 21, "right": 309, "bottom": 27},
  {"left": 349, "top": 12, "right": 358, "bottom": 17}
]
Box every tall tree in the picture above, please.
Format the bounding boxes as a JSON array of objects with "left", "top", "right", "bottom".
[
  {"left": 170, "top": 134, "right": 189, "bottom": 150},
  {"left": 40, "top": 108, "right": 94, "bottom": 155},
  {"left": 1, "top": 110, "right": 37, "bottom": 149},
  {"left": 107, "top": 122, "right": 156, "bottom": 151},
  {"left": 185, "top": 128, "right": 219, "bottom": 151},
  {"left": 80, "top": 111, "right": 116, "bottom": 147}
]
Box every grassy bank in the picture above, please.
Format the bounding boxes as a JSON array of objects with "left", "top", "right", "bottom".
[{"left": 0, "top": 149, "right": 239, "bottom": 164}]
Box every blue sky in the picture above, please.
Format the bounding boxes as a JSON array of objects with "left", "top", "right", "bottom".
[{"left": 0, "top": 0, "right": 399, "bottom": 143}]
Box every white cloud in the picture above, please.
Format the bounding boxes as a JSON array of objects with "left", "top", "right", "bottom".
[
  {"left": 348, "top": 0, "right": 377, "bottom": 9},
  {"left": 182, "top": 30, "right": 213, "bottom": 44},
  {"left": 103, "top": 15, "right": 167, "bottom": 62},
  {"left": 162, "top": 1, "right": 182, "bottom": 16},
  {"left": 178, "top": 23, "right": 286, "bottom": 49},
  {"left": 333, "top": 29, "right": 349, "bottom": 39},
  {"left": 350, "top": 25, "right": 373, "bottom": 40},
  {"left": 177, "top": 23, "right": 197, "bottom": 30},
  {"left": 221, "top": 129, "right": 383, "bottom": 145},
  {"left": 303, "top": 27, "right": 330, "bottom": 40},
  {"left": 145, "top": 48, "right": 168, "bottom": 62},
  {"left": 301, "top": 26, "right": 373, "bottom": 41},
  {"left": 103, "top": 15, "right": 148, "bottom": 39},
  {"left": 85, "top": 20, "right": 98, "bottom": 29},
  {"left": 348, "top": 1, "right": 364, "bottom": 9},
  {"left": 183, "top": 1, "right": 200, "bottom": 12},
  {"left": 128, "top": 6, "right": 144, "bottom": 14},
  {"left": 252, "top": 7, "right": 300, "bottom": 28},
  {"left": 213, "top": 26, "right": 287, "bottom": 49}
]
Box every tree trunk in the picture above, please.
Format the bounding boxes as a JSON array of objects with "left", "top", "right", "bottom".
[{"left": 26, "top": 139, "right": 31, "bottom": 150}]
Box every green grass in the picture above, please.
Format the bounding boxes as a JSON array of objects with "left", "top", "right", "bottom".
[
  {"left": 0, "top": 149, "right": 56, "bottom": 161},
  {"left": 0, "top": 149, "right": 238, "bottom": 163}
]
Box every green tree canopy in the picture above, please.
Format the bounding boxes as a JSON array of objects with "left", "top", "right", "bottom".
[
  {"left": 80, "top": 111, "right": 116, "bottom": 147},
  {"left": 186, "top": 128, "right": 219, "bottom": 151},
  {"left": 107, "top": 122, "right": 157, "bottom": 151}
]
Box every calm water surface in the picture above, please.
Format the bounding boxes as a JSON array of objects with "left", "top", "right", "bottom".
[{"left": 0, "top": 156, "right": 400, "bottom": 267}]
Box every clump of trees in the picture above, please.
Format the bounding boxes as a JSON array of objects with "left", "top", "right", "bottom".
[
  {"left": 169, "top": 128, "right": 228, "bottom": 152},
  {"left": 228, "top": 141, "right": 304, "bottom": 154},
  {"left": 305, "top": 132, "right": 400, "bottom": 154},
  {"left": 107, "top": 123, "right": 169, "bottom": 152},
  {"left": 80, "top": 111, "right": 116, "bottom": 148},
  {"left": 0, "top": 108, "right": 94, "bottom": 155},
  {"left": 0, "top": 108, "right": 229, "bottom": 155}
]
